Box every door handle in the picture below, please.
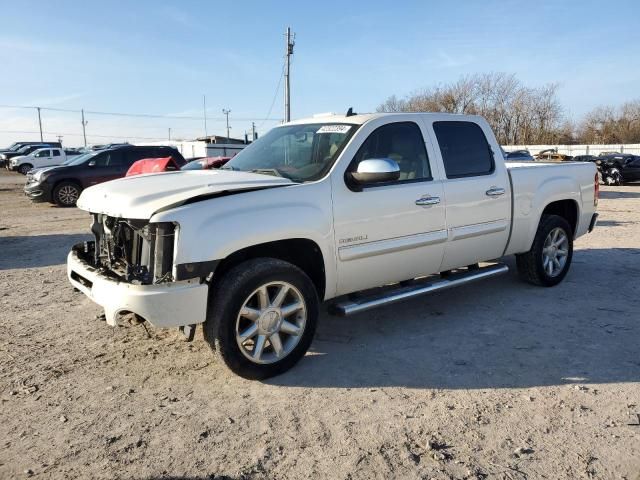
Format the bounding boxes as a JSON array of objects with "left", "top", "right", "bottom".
[
  {"left": 415, "top": 196, "right": 441, "bottom": 206},
  {"left": 485, "top": 187, "right": 505, "bottom": 197}
]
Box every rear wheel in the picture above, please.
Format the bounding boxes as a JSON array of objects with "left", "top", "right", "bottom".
[
  {"left": 53, "top": 181, "right": 81, "bottom": 207},
  {"left": 203, "top": 258, "right": 319, "bottom": 379},
  {"left": 18, "top": 163, "right": 32, "bottom": 175},
  {"left": 516, "top": 214, "right": 573, "bottom": 287}
]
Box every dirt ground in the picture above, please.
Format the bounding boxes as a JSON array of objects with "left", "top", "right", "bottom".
[{"left": 0, "top": 169, "right": 638, "bottom": 480}]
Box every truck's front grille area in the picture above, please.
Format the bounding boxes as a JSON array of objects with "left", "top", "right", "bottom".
[{"left": 89, "top": 214, "right": 176, "bottom": 285}]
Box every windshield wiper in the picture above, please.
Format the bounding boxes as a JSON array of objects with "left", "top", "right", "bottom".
[
  {"left": 220, "top": 165, "right": 239, "bottom": 171},
  {"left": 248, "top": 168, "right": 283, "bottom": 178}
]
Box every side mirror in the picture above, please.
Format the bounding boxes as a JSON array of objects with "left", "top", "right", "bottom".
[{"left": 350, "top": 158, "right": 400, "bottom": 185}]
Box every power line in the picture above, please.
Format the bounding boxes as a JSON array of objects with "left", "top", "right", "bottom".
[
  {"left": 0, "top": 104, "right": 280, "bottom": 122},
  {"left": 0, "top": 128, "right": 178, "bottom": 141},
  {"left": 258, "top": 61, "right": 286, "bottom": 129}
]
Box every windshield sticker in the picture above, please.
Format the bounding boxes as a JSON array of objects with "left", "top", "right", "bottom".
[{"left": 317, "top": 125, "right": 351, "bottom": 134}]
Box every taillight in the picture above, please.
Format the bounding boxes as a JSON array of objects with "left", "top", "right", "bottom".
[{"left": 594, "top": 172, "right": 599, "bottom": 206}]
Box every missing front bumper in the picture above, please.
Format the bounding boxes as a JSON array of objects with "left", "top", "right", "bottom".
[{"left": 67, "top": 246, "right": 208, "bottom": 328}]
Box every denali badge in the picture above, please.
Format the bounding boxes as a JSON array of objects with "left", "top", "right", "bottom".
[{"left": 339, "top": 235, "right": 368, "bottom": 244}]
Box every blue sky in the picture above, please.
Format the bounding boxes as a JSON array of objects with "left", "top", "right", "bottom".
[{"left": 0, "top": 0, "right": 639, "bottom": 146}]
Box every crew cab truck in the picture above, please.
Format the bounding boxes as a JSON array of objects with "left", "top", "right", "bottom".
[
  {"left": 10, "top": 147, "right": 71, "bottom": 174},
  {"left": 67, "top": 112, "right": 599, "bottom": 379}
]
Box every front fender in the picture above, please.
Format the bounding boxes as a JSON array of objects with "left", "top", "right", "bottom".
[{"left": 151, "top": 181, "right": 337, "bottom": 297}]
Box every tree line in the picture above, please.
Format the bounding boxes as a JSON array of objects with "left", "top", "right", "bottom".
[{"left": 376, "top": 73, "right": 640, "bottom": 145}]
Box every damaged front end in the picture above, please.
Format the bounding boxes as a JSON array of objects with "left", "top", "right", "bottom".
[
  {"left": 77, "top": 214, "right": 177, "bottom": 285},
  {"left": 68, "top": 213, "right": 209, "bottom": 329}
]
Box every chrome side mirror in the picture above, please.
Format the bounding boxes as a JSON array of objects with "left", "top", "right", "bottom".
[{"left": 350, "top": 158, "right": 400, "bottom": 185}]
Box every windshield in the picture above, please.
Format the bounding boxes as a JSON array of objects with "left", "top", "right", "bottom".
[
  {"left": 17, "top": 145, "right": 34, "bottom": 153},
  {"left": 223, "top": 123, "right": 357, "bottom": 182},
  {"left": 67, "top": 150, "right": 100, "bottom": 166}
]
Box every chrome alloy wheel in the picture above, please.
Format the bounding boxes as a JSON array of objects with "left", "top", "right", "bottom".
[
  {"left": 58, "top": 185, "right": 79, "bottom": 205},
  {"left": 542, "top": 227, "right": 569, "bottom": 277},
  {"left": 235, "top": 281, "right": 307, "bottom": 364}
]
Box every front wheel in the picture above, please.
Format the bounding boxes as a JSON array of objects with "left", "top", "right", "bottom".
[
  {"left": 18, "top": 163, "right": 32, "bottom": 175},
  {"left": 203, "top": 258, "right": 319, "bottom": 380},
  {"left": 53, "top": 181, "right": 82, "bottom": 207},
  {"left": 516, "top": 214, "right": 573, "bottom": 287}
]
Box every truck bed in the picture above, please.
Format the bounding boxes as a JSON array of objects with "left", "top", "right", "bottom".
[{"left": 504, "top": 160, "right": 597, "bottom": 255}]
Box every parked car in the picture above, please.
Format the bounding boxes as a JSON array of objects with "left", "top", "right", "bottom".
[
  {"left": 572, "top": 155, "right": 599, "bottom": 163},
  {"left": 126, "top": 157, "right": 181, "bottom": 176},
  {"left": 1, "top": 141, "right": 60, "bottom": 155},
  {"left": 504, "top": 149, "right": 534, "bottom": 162},
  {"left": 596, "top": 154, "right": 640, "bottom": 185},
  {"left": 535, "top": 149, "right": 573, "bottom": 161},
  {"left": 90, "top": 143, "right": 130, "bottom": 151},
  {"left": 9, "top": 147, "right": 80, "bottom": 174},
  {"left": 181, "top": 156, "right": 232, "bottom": 170},
  {"left": 1, "top": 142, "right": 62, "bottom": 168},
  {"left": 24, "top": 145, "right": 185, "bottom": 206},
  {"left": 67, "top": 112, "right": 599, "bottom": 379}
]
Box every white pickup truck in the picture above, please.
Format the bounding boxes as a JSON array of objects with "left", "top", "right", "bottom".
[
  {"left": 10, "top": 147, "right": 72, "bottom": 174},
  {"left": 67, "top": 112, "right": 599, "bottom": 379}
]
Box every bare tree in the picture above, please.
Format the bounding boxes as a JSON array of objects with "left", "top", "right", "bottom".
[
  {"left": 577, "top": 100, "right": 640, "bottom": 144},
  {"left": 377, "top": 73, "right": 564, "bottom": 145}
]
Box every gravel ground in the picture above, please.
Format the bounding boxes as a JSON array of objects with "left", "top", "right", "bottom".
[{"left": 0, "top": 169, "right": 639, "bottom": 480}]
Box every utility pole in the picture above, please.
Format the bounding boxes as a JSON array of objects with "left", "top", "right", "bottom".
[
  {"left": 36, "top": 107, "right": 43, "bottom": 141},
  {"left": 81, "top": 109, "right": 88, "bottom": 147},
  {"left": 203, "top": 95, "right": 208, "bottom": 139},
  {"left": 251, "top": 121, "right": 256, "bottom": 141},
  {"left": 222, "top": 108, "right": 231, "bottom": 140},
  {"left": 284, "top": 26, "right": 295, "bottom": 123},
  {"left": 168, "top": 127, "right": 171, "bottom": 141}
]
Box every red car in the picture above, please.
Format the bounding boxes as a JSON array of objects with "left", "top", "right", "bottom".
[{"left": 126, "top": 156, "right": 182, "bottom": 177}]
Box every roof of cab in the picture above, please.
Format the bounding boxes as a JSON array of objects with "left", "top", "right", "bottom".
[{"left": 285, "top": 111, "right": 486, "bottom": 126}]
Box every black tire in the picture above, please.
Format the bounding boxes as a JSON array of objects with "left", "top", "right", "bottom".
[
  {"left": 18, "top": 163, "right": 32, "bottom": 175},
  {"left": 203, "top": 258, "right": 319, "bottom": 380},
  {"left": 53, "top": 181, "right": 82, "bottom": 207},
  {"left": 516, "top": 214, "right": 573, "bottom": 287}
]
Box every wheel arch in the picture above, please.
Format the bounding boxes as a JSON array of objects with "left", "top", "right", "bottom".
[
  {"left": 213, "top": 238, "right": 327, "bottom": 300},
  {"left": 52, "top": 177, "right": 83, "bottom": 192},
  {"left": 540, "top": 199, "right": 579, "bottom": 235},
  {"left": 18, "top": 162, "right": 33, "bottom": 172}
]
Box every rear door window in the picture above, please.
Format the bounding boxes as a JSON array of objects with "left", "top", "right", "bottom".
[
  {"left": 105, "top": 150, "right": 125, "bottom": 166},
  {"left": 52, "top": 149, "right": 60, "bottom": 157},
  {"left": 433, "top": 121, "right": 494, "bottom": 178},
  {"left": 125, "top": 148, "right": 155, "bottom": 165}
]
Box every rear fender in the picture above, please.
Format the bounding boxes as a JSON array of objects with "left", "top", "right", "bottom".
[{"left": 506, "top": 175, "right": 581, "bottom": 255}]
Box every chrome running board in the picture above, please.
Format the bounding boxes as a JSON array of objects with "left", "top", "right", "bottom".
[{"left": 330, "top": 263, "right": 509, "bottom": 317}]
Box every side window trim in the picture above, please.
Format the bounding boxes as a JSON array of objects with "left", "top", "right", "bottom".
[{"left": 346, "top": 121, "right": 433, "bottom": 190}]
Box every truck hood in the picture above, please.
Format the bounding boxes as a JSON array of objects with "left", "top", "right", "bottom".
[{"left": 77, "top": 170, "right": 295, "bottom": 219}]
